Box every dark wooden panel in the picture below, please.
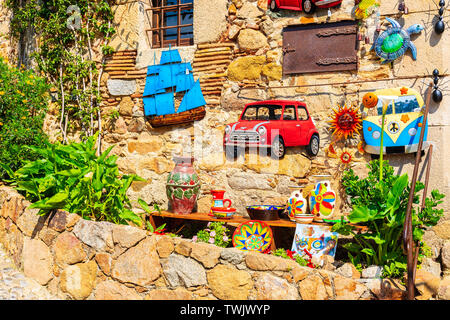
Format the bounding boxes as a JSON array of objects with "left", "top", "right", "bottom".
[{"left": 282, "top": 20, "right": 358, "bottom": 75}]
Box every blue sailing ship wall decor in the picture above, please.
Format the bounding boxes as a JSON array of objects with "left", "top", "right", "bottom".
[{"left": 142, "top": 47, "right": 206, "bottom": 127}]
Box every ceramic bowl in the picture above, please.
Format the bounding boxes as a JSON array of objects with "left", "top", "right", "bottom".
[
  {"left": 211, "top": 207, "right": 236, "bottom": 219},
  {"left": 246, "top": 205, "right": 285, "bottom": 221},
  {"left": 291, "top": 214, "right": 314, "bottom": 224}
]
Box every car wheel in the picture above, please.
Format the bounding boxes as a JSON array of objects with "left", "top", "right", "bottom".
[
  {"left": 225, "top": 146, "right": 243, "bottom": 160},
  {"left": 271, "top": 136, "right": 286, "bottom": 159},
  {"left": 306, "top": 135, "right": 320, "bottom": 156},
  {"left": 302, "top": 0, "right": 316, "bottom": 14},
  {"left": 269, "top": 0, "right": 279, "bottom": 11}
]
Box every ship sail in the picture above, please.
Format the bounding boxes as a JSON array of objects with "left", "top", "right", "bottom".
[{"left": 142, "top": 48, "right": 206, "bottom": 119}]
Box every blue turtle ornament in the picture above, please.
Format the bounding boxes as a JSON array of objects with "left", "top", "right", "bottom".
[{"left": 371, "top": 18, "right": 424, "bottom": 63}]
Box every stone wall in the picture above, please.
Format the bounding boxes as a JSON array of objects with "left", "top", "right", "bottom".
[
  {"left": 2, "top": 186, "right": 449, "bottom": 300},
  {"left": 64, "top": 0, "right": 450, "bottom": 267}
]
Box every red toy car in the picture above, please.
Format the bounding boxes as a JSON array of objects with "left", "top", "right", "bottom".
[
  {"left": 268, "top": 0, "right": 342, "bottom": 14},
  {"left": 223, "top": 100, "right": 320, "bottom": 159}
]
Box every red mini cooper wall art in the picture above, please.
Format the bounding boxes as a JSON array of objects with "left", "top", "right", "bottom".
[
  {"left": 268, "top": 0, "right": 342, "bottom": 14},
  {"left": 223, "top": 100, "right": 320, "bottom": 159}
]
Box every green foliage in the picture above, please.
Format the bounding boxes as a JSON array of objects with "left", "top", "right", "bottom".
[
  {"left": 333, "top": 160, "right": 445, "bottom": 278},
  {"left": 272, "top": 248, "right": 309, "bottom": 267},
  {"left": 194, "top": 222, "right": 231, "bottom": 248},
  {"left": 2, "top": 133, "right": 144, "bottom": 226},
  {"left": 6, "top": 0, "right": 116, "bottom": 141},
  {"left": 0, "top": 57, "right": 50, "bottom": 180}
]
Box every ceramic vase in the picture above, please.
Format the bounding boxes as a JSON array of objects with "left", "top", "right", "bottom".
[
  {"left": 166, "top": 157, "right": 200, "bottom": 214},
  {"left": 286, "top": 186, "right": 307, "bottom": 220},
  {"left": 308, "top": 175, "right": 336, "bottom": 222}
]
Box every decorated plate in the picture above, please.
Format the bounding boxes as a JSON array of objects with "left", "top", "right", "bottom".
[{"left": 232, "top": 220, "right": 273, "bottom": 252}]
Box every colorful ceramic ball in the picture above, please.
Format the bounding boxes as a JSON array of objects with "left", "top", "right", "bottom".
[{"left": 362, "top": 92, "right": 378, "bottom": 109}]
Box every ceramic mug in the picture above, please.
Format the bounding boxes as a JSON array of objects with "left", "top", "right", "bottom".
[{"left": 210, "top": 190, "right": 232, "bottom": 208}]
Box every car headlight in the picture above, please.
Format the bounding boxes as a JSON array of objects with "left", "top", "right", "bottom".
[
  {"left": 408, "top": 128, "right": 417, "bottom": 136},
  {"left": 257, "top": 126, "right": 267, "bottom": 135},
  {"left": 372, "top": 130, "right": 381, "bottom": 139},
  {"left": 225, "top": 125, "right": 231, "bottom": 135}
]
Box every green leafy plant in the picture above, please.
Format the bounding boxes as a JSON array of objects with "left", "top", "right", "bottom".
[
  {"left": 1, "top": 133, "right": 144, "bottom": 226},
  {"left": 6, "top": 0, "right": 116, "bottom": 148},
  {"left": 193, "top": 222, "right": 231, "bottom": 248},
  {"left": 333, "top": 160, "right": 445, "bottom": 278},
  {"left": 272, "top": 248, "right": 311, "bottom": 268},
  {"left": 0, "top": 57, "right": 50, "bottom": 180}
]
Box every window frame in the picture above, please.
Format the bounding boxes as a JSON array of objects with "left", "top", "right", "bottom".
[
  {"left": 147, "top": 0, "right": 194, "bottom": 49},
  {"left": 282, "top": 105, "right": 297, "bottom": 121}
]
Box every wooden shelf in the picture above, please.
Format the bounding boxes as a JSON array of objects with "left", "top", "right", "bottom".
[{"left": 151, "top": 210, "right": 368, "bottom": 232}]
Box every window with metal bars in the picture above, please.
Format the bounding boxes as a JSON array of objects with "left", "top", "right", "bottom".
[{"left": 148, "top": 0, "right": 194, "bottom": 49}]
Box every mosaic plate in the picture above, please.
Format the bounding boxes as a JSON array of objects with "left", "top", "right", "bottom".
[{"left": 232, "top": 220, "right": 273, "bottom": 252}]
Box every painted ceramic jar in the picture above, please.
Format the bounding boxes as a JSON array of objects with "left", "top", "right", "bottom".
[
  {"left": 286, "top": 186, "right": 308, "bottom": 220},
  {"left": 308, "top": 175, "right": 336, "bottom": 222},
  {"left": 166, "top": 157, "right": 200, "bottom": 214}
]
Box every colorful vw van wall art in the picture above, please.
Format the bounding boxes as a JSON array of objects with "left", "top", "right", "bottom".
[{"left": 362, "top": 87, "right": 430, "bottom": 155}]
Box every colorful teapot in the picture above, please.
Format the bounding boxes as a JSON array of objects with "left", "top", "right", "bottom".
[{"left": 308, "top": 176, "right": 336, "bottom": 222}]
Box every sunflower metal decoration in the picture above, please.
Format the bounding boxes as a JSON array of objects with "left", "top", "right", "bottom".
[{"left": 328, "top": 104, "right": 363, "bottom": 141}]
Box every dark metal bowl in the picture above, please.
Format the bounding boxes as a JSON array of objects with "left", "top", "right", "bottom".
[{"left": 246, "top": 205, "right": 285, "bottom": 221}]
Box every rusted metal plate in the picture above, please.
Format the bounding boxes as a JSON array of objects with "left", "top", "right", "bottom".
[{"left": 282, "top": 20, "right": 358, "bottom": 75}]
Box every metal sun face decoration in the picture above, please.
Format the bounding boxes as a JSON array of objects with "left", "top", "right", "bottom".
[{"left": 328, "top": 104, "right": 363, "bottom": 141}]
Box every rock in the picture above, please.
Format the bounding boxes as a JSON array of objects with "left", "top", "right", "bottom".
[
  {"left": 112, "top": 237, "right": 161, "bottom": 286},
  {"left": 53, "top": 232, "right": 86, "bottom": 265},
  {"left": 107, "top": 79, "right": 137, "bottom": 96},
  {"left": 145, "top": 288, "right": 193, "bottom": 300},
  {"left": 257, "top": 0, "right": 268, "bottom": 11},
  {"left": 118, "top": 96, "right": 134, "bottom": 116},
  {"left": 221, "top": 248, "right": 244, "bottom": 265},
  {"left": 228, "top": 24, "right": 241, "bottom": 40},
  {"left": 190, "top": 242, "right": 221, "bottom": 268},
  {"left": 363, "top": 278, "right": 406, "bottom": 300},
  {"left": 22, "top": 238, "right": 53, "bottom": 286},
  {"left": 128, "top": 137, "right": 163, "bottom": 155},
  {"left": 237, "top": 2, "right": 264, "bottom": 19},
  {"left": 95, "top": 253, "right": 112, "bottom": 275},
  {"left": 127, "top": 118, "right": 145, "bottom": 132},
  {"left": 245, "top": 252, "right": 277, "bottom": 271},
  {"left": 60, "top": 261, "right": 98, "bottom": 300},
  {"left": 361, "top": 265, "right": 383, "bottom": 278},
  {"left": 174, "top": 240, "right": 193, "bottom": 256},
  {"left": 138, "top": 157, "right": 174, "bottom": 174},
  {"left": 298, "top": 275, "right": 331, "bottom": 300},
  {"left": 162, "top": 253, "right": 207, "bottom": 287},
  {"left": 112, "top": 117, "right": 127, "bottom": 134},
  {"left": 336, "top": 263, "right": 361, "bottom": 279},
  {"left": 254, "top": 273, "right": 299, "bottom": 300},
  {"left": 438, "top": 276, "right": 450, "bottom": 300},
  {"left": 262, "top": 63, "right": 282, "bottom": 81},
  {"left": 420, "top": 257, "right": 442, "bottom": 278},
  {"left": 227, "top": 172, "right": 273, "bottom": 190},
  {"left": 290, "top": 265, "right": 313, "bottom": 283},
  {"left": 441, "top": 241, "right": 450, "bottom": 271},
  {"left": 156, "top": 235, "right": 174, "bottom": 258},
  {"left": 207, "top": 264, "right": 252, "bottom": 300},
  {"left": 245, "top": 153, "right": 311, "bottom": 178},
  {"left": 193, "top": 0, "right": 228, "bottom": 43},
  {"left": 95, "top": 280, "right": 142, "bottom": 300},
  {"left": 47, "top": 210, "right": 80, "bottom": 232},
  {"left": 111, "top": 224, "right": 146, "bottom": 249},
  {"left": 227, "top": 55, "right": 266, "bottom": 81},
  {"left": 415, "top": 269, "right": 441, "bottom": 300},
  {"left": 16, "top": 208, "right": 46, "bottom": 237},
  {"left": 73, "top": 219, "right": 114, "bottom": 252},
  {"left": 433, "top": 221, "right": 450, "bottom": 240},
  {"left": 334, "top": 275, "right": 367, "bottom": 300},
  {"left": 237, "top": 29, "right": 268, "bottom": 51}
]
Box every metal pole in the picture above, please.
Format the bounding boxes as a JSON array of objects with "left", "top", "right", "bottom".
[
  {"left": 421, "top": 143, "right": 434, "bottom": 210},
  {"left": 402, "top": 83, "right": 433, "bottom": 300}
]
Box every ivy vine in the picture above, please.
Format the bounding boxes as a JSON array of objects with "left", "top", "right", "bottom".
[{"left": 6, "top": 0, "right": 116, "bottom": 153}]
